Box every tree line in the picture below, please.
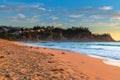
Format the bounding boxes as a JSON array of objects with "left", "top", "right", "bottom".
[{"left": 0, "top": 25, "right": 114, "bottom": 41}]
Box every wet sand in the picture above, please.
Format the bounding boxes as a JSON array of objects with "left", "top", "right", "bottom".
[{"left": 0, "top": 39, "right": 120, "bottom": 80}]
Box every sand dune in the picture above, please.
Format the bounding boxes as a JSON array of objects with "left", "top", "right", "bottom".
[{"left": 0, "top": 39, "right": 120, "bottom": 80}]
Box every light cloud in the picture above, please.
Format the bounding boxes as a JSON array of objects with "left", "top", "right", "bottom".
[
  {"left": 31, "top": 3, "right": 43, "bottom": 8},
  {"left": 10, "top": 13, "right": 26, "bottom": 22},
  {"left": 90, "top": 22, "right": 120, "bottom": 27},
  {"left": 38, "top": 7, "right": 46, "bottom": 11},
  {"left": 77, "top": 6, "right": 113, "bottom": 13},
  {"left": 68, "top": 14, "right": 83, "bottom": 18},
  {"left": 110, "top": 12, "right": 120, "bottom": 19},
  {"left": 90, "top": 15, "right": 103, "bottom": 19},
  {"left": 0, "top": 5, "right": 5, "bottom": 7},
  {"left": 100, "top": 6, "right": 112, "bottom": 10},
  {"left": 0, "top": 2, "right": 47, "bottom": 13},
  {"left": 11, "top": 15, "right": 39, "bottom": 23},
  {"left": 26, "top": 16, "right": 39, "bottom": 23},
  {"left": 48, "top": 9, "right": 52, "bottom": 12},
  {"left": 42, "top": 23, "right": 66, "bottom": 28},
  {"left": 50, "top": 23, "right": 65, "bottom": 27},
  {"left": 17, "top": 13, "right": 26, "bottom": 18},
  {"left": 90, "top": 11, "right": 120, "bottom": 20},
  {"left": 50, "top": 16, "right": 59, "bottom": 20}
]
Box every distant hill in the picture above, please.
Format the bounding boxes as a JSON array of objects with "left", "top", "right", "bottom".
[{"left": 0, "top": 25, "right": 114, "bottom": 42}]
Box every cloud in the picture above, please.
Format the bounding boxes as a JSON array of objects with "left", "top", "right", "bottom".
[
  {"left": 17, "top": 14, "right": 26, "bottom": 18},
  {"left": 10, "top": 13, "right": 26, "bottom": 22},
  {"left": 31, "top": 3, "right": 43, "bottom": 8},
  {"left": 110, "top": 12, "right": 120, "bottom": 19},
  {"left": 77, "top": 6, "right": 113, "bottom": 13},
  {"left": 100, "top": 6, "right": 112, "bottom": 10},
  {"left": 51, "top": 23, "right": 64, "bottom": 27},
  {"left": 90, "top": 22, "right": 120, "bottom": 27},
  {"left": 68, "top": 14, "right": 83, "bottom": 18},
  {"left": 0, "top": 2, "right": 47, "bottom": 13},
  {"left": 11, "top": 15, "right": 39, "bottom": 23},
  {"left": 90, "top": 15, "right": 103, "bottom": 19},
  {"left": 26, "top": 16, "right": 39, "bottom": 23},
  {"left": 48, "top": 9, "right": 52, "bottom": 12},
  {"left": 0, "top": 5, "right": 5, "bottom": 7},
  {"left": 42, "top": 23, "right": 67, "bottom": 28},
  {"left": 90, "top": 11, "right": 120, "bottom": 20},
  {"left": 31, "top": 5, "right": 40, "bottom": 8},
  {"left": 38, "top": 7, "right": 46, "bottom": 11},
  {"left": 0, "top": 5, "right": 11, "bottom": 11},
  {"left": 50, "top": 16, "right": 59, "bottom": 20}
]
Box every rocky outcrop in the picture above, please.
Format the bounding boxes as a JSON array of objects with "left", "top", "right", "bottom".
[{"left": 60, "top": 34, "right": 114, "bottom": 42}]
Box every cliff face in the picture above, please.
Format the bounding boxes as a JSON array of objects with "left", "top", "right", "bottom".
[
  {"left": 92, "top": 34, "right": 114, "bottom": 42},
  {"left": 51, "top": 33, "right": 114, "bottom": 42},
  {"left": 26, "top": 29, "right": 114, "bottom": 42},
  {"left": 0, "top": 26, "right": 114, "bottom": 42}
]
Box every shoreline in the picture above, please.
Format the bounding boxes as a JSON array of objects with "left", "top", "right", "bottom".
[
  {"left": 19, "top": 41, "right": 120, "bottom": 68},
  {"left": 17, "top": 40, "right": 116, "bottom": 43},
  {"left": 0, "top": 39, "right": 120, "bottom": 80}
]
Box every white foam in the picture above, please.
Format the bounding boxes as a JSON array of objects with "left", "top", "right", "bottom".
[
  {"left": 88, "top": 55, "right": 104, "bottom": 59},
  {"left": 103, "top": 59, "right": 120, "bottom": 67},
  {"left": 89, "top": 55, "right": 120, "bottom": 67}
]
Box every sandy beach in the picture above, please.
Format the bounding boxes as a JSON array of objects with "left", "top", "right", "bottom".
[{"left": 0, "top": 39, "right": 120, "bottom": 80}]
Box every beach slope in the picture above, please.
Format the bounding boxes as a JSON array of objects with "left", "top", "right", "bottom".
[{"left": 0, "top": 39, "right": 120, "bottom": 80}]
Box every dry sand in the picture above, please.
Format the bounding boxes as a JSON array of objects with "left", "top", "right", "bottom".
[{"left": 0, "top": 39, "right": 120, "bottom": 80}]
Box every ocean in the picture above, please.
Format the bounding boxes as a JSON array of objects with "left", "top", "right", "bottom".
[{"left": 21, "top": 42, "right": 120, "bottom": 67}]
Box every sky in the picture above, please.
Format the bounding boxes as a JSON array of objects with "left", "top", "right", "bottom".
[{"left": 0, "top": 0, "right": 120, "bottom": 40}]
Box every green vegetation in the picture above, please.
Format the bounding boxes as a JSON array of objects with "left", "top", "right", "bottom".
[{"left": 8, "top": 35, "right": 22, "bottom": 41}]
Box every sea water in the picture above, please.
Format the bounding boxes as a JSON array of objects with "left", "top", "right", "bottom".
[{"left": 21, "top": 42, "right": 120, "bottom": 67}]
